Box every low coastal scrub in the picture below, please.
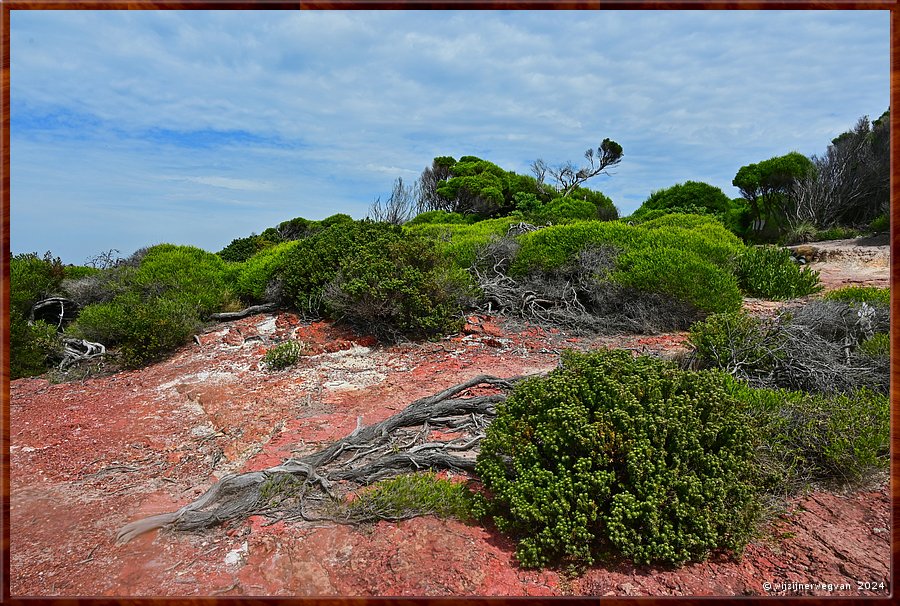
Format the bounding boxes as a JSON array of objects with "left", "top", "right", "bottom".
[
  {"left": 736, "top": 246, "right": 822, "bottom": 300},
  {"left": 477, "top": 349, "right": 759, "bottom": 568},
  {"left": 69, "top": 244, "right": 238, "bottom": 367}
]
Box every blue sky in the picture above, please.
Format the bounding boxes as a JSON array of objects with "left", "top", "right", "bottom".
[{"left": 9, "top": 10, "right": 889, "bottom": 265}]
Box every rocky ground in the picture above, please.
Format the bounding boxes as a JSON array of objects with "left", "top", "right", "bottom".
[{"left": 8, "top": 237, "right": 892, "bottom": 597}]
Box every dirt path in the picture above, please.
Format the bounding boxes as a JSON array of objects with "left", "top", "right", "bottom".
[{"left": 8, "top": 247, "right": 891, "bottom": 597}]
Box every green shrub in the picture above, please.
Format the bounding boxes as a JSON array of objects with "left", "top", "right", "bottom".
[
  {"left": 536, "top": 197, "right": 601, "bottom": 224},
  {"left": 10, "top": 252, "right": 66, "bottom": 316},
  {"left": 234, "top": 240, "right": 302, "bottom": 303},
  {"left": 823, "top": 286, "right": 890, "bottom": 307},
  {"left": 736, "top": 246, "right": 822, "bottom": 299},
  {"left": 10, "top": 252, "right": 68, "bottom": 377},
  {"left": 614, "top": 248, "right": 742, "bottom": 314},
  {"left": 130, "top": 244, "right": 236, "bottom": 314},
  {"left": 858, "top": 333, "right": 889, "bottom": 358},
  {"left": 68, "top": 244, "right": 237, "bottom": 367},
  {"left": 10, "top": 311, "right": 59, "bottom": 379},
  {"left": 218, "top": 233, "right": 280, "bottom": 262},
  {"left": 71, "top": 293, "right": 200, "bottom": 367},
  {"left": 338, "top": 472, "right": 476, "bottom": 522},
  {"left": 729, "top": 380, "right": 889, "bottom": 490},
  {"left": 280, "top": 221, "right": 401, "bottom": 314},
  {"left": 634, "top": 181, "right": 733, "bottom": 218},
  {"left": 405, "top": 217, "right": 516, "bottom": 270},
  {"left": 477, "top": 349, "right": 759, "bottom": 568},
  {"left": 869, "top": 214, "right": 889, "bottom": 232},
  {"left": 263, "top": 340, "right": 306, "bottom": 370},
  {"left": 511, "top": 221, "right": 642, "bottom": 275},
  {"left": 323, "top": 234, "right": 468, "bottom": 341}
]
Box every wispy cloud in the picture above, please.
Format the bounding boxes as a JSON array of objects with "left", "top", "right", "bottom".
[{"left": 10, "top": 9, "right": 889, "bottom": 263}]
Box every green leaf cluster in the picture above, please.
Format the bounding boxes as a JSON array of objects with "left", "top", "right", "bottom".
[
  {"left": 263, "top": 340, "right": 306, "bottom": 371},
  {"left": 338, "top": 472, "right": 477, "bottom": 522},
  {"left": 477, "top": 349, "right": 759, "bottom": 568},
  {"left": 69, "top": 244, "right": 237, "bottom": 367},
  {"left": 735, "top": 246, "right": 822, "bottom": 300},
  {"left": 729, "top": 380, "right": 889, "bottom": 491}
]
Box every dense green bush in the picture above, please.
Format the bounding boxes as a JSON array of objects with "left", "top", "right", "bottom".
[
  {"left": 10, "top": 252, "right": 68, "bottom": 378},
  {"left": 823, "top": 285, "right": 889, "bottom": 307},
  {"left": 405, "top": 217, "right": 517, "bottom": 270},
  {"left": 218, "top": 233, "right": 279, "bottom": 262},
  {"left": 507, "top": 217, "right": 743, "bottom": 314},
  {"left": 233, "top": 240, "right": 302, "bottom": 303},
  {"left": 477, "top": 349, "right": 759, "bottom": 568},
  {"left": 736, "top": 246, "right": 821, "bottom": 299},
  {"left": 614, "top": 248, "right": 742, "bottom": 313},
  {"left": 10, "top": 252, "right": 66, "bottom": 316},
  {"left": 323, "top": 233, "right": 468, "bottom": 341},
  {"left": 72, "top": 293, "right": 201, "bottom": 367},
  {"left": 511, "top": 221, "right": 641, "bottom": 274},
  {"left": 633, "top": 181, "right": 733, "bottom": 218},
  {"left": 10, "top": 311, "right": 59, "bottom": 379},
  {"left": 534, "top": 197, "right": 598, "bottom": 224},
  {"left": 280, "top": 221, "right": 401, "bottom": 314},
  {"left": 729, "top": 380, "right": 889, "bottom": 491},
  {"left": 69, "top": 244, "right": 237, "bottom": 367}
]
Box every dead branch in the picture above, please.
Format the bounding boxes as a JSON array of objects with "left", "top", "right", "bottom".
[
  {"left": 116, "top": 373, "right": 538, "bottom": 544},
  {"left": 208, "top": 303, "right": 278, "bottom": 321},
  {"left": 59, "top": 338, "right": 107, "bottom": 370},
  {"left": 30, "top": 297, "right": 78, "bottom": 330}
]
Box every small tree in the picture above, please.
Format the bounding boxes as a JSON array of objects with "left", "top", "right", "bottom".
[
  {"left": 532, "top": 138, "right": 623, "bottom": 198},
  {"left": 733, "top": 151, "right": 814, "bottom": 236}
]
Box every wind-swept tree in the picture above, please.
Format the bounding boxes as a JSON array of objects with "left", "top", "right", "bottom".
[{"left": 532, "top": 138, "right": 624, "bottom": 198}]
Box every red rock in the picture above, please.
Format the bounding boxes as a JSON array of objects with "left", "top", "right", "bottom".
[{"left": 8, "top": 310, "right": 891, "bottom": 597}]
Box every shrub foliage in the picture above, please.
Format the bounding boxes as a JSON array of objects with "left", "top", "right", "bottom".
[
  {"left": 476, "top": 349, "right": 759, "bottom": 568},
  {"left": 69, "top": 245, "right": 237, "bottom": 367},
  {"left": 731, "top": 380, "right": 889, "bottom": 491},
  {"left": 736, "top": 245, "right": 821, "bottom": 300}
]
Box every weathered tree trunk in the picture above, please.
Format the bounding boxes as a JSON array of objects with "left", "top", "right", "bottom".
[{"left": 208, "top": 303, "right": 278, "bottom": 321}]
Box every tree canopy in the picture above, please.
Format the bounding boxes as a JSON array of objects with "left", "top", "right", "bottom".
[{"left": 733, "top": 151, "right": 815, "bottom": 234}]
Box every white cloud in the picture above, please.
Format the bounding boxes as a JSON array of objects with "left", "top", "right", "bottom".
[
  {"left": 9, "top": 9, "right": 889, "bottom": 262},
  {"left": 169, "top": 175, "right": 276, "bottom": 191}
]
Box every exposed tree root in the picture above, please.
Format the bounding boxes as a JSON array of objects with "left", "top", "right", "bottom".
[{"left": 116, "top": 373, "right": 537, "bottom": 545}]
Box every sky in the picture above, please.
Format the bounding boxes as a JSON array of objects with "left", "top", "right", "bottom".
[{"left": 8, "top": 10, "right": 890, "bottom": 265}]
